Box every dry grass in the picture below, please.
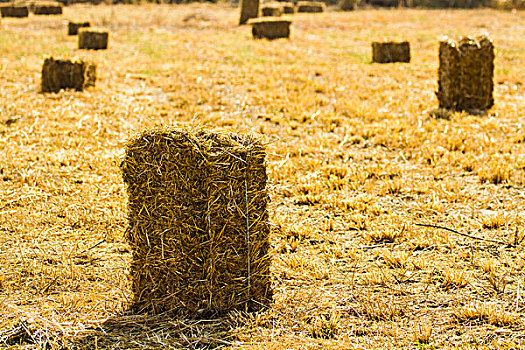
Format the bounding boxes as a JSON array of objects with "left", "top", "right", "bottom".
[{"left": 0, "top": 3, "right": 524, "bottom": 349}]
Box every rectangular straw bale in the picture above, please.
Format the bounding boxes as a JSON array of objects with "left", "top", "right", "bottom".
[
  {"left": 68, "top": 21, "right": 91, "bottom": 35},
  {"left": 281, "top": 2, "right": 296, "bottom": 13},
  {"left": 33, "top": 2, "right": 62, "bottom": 15},
  {"left": 251, "top": 18, "right": 291, "bottom": 40},
  {"left": 297, "top": 1, "right": 325, "bottom": 12},
  {"left": 121, "top": 128, "right": 272, "bottom": 317},
  {"left": 372, "top": 41, "right": 410, "bottom": 63},
  {"left": 78, "top": 29, "right": 109, "bottom": 50},
  {"left": 437, "top": 35, "right": 494, "bottom": 113},
  {"left": 0, "top": 4, "right": 29, "bottom": 17},
  {"left": 262, "top": 4, "right": 283, "bottom": 16},
  {"left": 41, "top": 57, "right": 96, "bottom": 93},
  {"left": 239, "top": 0, "right": 260, "bottom": 25}
]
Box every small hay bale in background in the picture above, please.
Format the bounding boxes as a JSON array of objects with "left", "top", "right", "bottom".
[
  {"left": 437, "top": 35, "right": 494, "bottom": 113},
  {"left": 297, "top": 1, "right": 325, "bottom": 12},
  {"left": 340, "top": 0, "right": 360, "bottom": 10},
  {"left": 41, "top": 57, "right": 96, "bottom": 93},
  {"left": 78, "top": 29, "right": 109, "bottom": 50},
  {"left": 0, "top": 4, "right": 29, "bottom": 17},
  {"left": 33, "top": 2, "right": 62, "bottom": 15},
  {"left": 262, "top": 4, "right": 283, "bottom": 16},
  {"left": 371, "top": 41, "right": 410, "bottom": 63},
  {"left": 121, "top": 128, "right": 273, "bottom": 316},
  {"left": 240, "top": 0, "right": 260, "bottom": 25},
  {"left": 251, "top": 17, "right": 291, "bottom": 40},
  {"left": 281, "top": 2, "right": 296, "bottom": 13},
  {"left": 68, "top": 21, "right": 91, "bottom": 35}
]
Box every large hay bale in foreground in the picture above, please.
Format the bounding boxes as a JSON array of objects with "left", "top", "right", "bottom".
[
  {"left": 262, "top": 4, "right": 283, "bottom": 16},
  {"left": 78, "top": 29, "right": 109, "bottom": 50},
  {"left": 251, "top": 17, "right": 291, "bottom": 40},
  {"left": 239, "top": 0, "right": 259, "bottom": 25},
  {"left": 41, "top": 57, "right": 96, "bottom": 93},
  {"left": 297, "top": 1, "right": 325, "bottom": 12},
  {"left": 33, "top": 2, "right": 62, "bottom": 15},
  {"left": 68, "top": 21, "right": 91, "bottom": 35},
  {"left": 0, "top": 4, "right": 29, "bottom": 17},
  {"left": 121, "top": 128, "right": 273, "bottom": 316},
  {"left": 372, "top": 41, "right": 410, "bottom": 63},
  {"left": 437, "top": 35, "right": 494, "bottom": 113}
]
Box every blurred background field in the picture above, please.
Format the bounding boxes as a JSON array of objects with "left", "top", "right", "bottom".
[{"left": 0, "top": 3, "right": 524, "bottom": 349}]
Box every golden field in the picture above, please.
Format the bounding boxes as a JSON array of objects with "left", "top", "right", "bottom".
[{"left": 0, "top": 3, "right": 524, "bottom": 349}]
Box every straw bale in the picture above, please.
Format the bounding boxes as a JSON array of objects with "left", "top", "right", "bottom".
[
  {"left": 121, "top": 128, "right": 273, "bottom": 316},
  {"left": 372, "top": 41, "right": 410, "bottom": 63},
  {"left": 239, "top": 0, "right": 259, "bottom": 25},
  {"left": 262, "top": 4, "right": 283, "bottom": 16},
  {"left": 68, "top": 21, "right": 91, "bottom": 35},
  {"left": 0, "top": 4, "right": 29, "bottom": 17},
  {"left": 78, "top": 29, "right": 109, "bottom": 50},
  {"left": 281, "top": 2, "right": 296, "bottom": 13},
  {"left": 437, "top": 35, "right": 494, "bottom": 113},
  {"left": 297, "top": 1, "right": 325, "bottom": 12},
  {"left": 251, "top": 17, "right": 291, "bottom": 40},
  {"left": 33, "top": 2, "right": 62, "bottom": 15},
  {"left": 340, "top": 0, "right": 360, "bottom": 10},
  {"left": 41, "top": 57, "right": 96, "bottom": 93}
]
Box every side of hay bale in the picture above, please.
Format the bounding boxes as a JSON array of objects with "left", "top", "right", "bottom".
[
  {"left": 0, "top": 4, "right": 29, "bottom": 17},
  {"left": 371, "top": 41, "right": 410, "bottom": 63},
  {"left": 78, "top": 29, "right": 109, "bottom": 50},
  {"left": 121, "top": 128, "right": 273, "bottom": 316},
  {"left": 251, "top": 18, "right": 291, "bottom": 40},
  {"left": 239, "top": 0, "right": 260, "bottom": 25},
  {"left": 262, "top": 4, "right": 283, "bottom": 16},
  {"left": 33, "top": 2, "right": 62, "bottom": 15},
  {"left": 340, "top": 0, "right": 360, "bottom": 10},
  {"left": 281, "top": 2, "right": 296, "bottom": 13},
  {"left": 297, "top": 1, "right": 325, "bottom": 12},
  {"left": 437, "top": 35, "right": 494, "bottom": 113},
  {"left": 68, "top": 21, "right": 91, "bottom": 35},
  {"left": 41, "top": 57, "right": 96, "bottom": 93}
]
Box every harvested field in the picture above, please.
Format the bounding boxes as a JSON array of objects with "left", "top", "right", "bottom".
[{"left": 0, "top": 3, "right": 524, "bottom": 349}]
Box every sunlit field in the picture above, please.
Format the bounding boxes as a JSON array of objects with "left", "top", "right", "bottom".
[{"left": 0, "top": 3, "right": 524, "bottom": 349}]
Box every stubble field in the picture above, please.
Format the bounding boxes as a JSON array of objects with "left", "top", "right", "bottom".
[{"left": 0, "top": 3, "right": 524, "bottom": 349}]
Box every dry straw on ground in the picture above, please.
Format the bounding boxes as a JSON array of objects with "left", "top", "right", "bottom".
[
  {"left": 41, "top": 57, "right": 96, "bottom": 93},
  {"left": 68, "top": 21, "right": 91, "bottom": 35},
  {"left": 239, "top": 0, "right": 259, "bottom": 24},
  {"left": 297, "top": 1, "right": 325, "bottom": 12},
  {"left": 32, "top": 2, "right": 62, "bottom": 15},
  {"left": 0, "top": 4, "right": 29, "bottom": 17},
  {"left": 437, "top": 34, "right": 494, "bottom": 113},
  {"left": 372, "top": 41, "right": 411, "bottom": 63},
  {"left": 78, "top": 28, "right": 109, "bottom": 50},
  {"left": 262, "top": 4, "right": 283, "bottom": 16},
  {"left": 121, "top": 128, "right": 272, "bottom": 316},
  {"left": 251, "top": 17, "right": 291, "bottom": 39}
]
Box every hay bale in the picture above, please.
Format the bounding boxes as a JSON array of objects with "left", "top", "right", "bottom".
[
  {"left": 297, "top": 1, "right": 325, "bottom": 12},
  {"left": 0, "top": 4, "right": 29, "bottom": 17},
  {"left": 68, "top": 21, "right": 91, "bottom": 35},
  {"left": 78, "top": 29, "right": 109, "bottom": 50},
  {"left": 371, "top": 41, "right": 410, "bottom": 63},
  {"left": 281, "top": 2, "right": 296, "bottom": 13},
  {"left": 121, "top": 128, "right": 272, "bottom": 316},
  {"left": 33, "top": 2, "right": 62, "bottom": 15},
  {"left": 41, "top": 57, "right": 96, "bottom": 93},
  {"left": 251, "top": 17, "right": 291, "bottom": 40},
  {"left": 262, "top": 4, "right": 283, "bottom": 16},
  {"left": 239, "top": 0, "right": 259, "bottom": 25},
  {"left": 340, "top": 0, "right": 360, "bottom": 10},
  {"left": 437, "top": 35, "right": 494, "bottom": 113}
]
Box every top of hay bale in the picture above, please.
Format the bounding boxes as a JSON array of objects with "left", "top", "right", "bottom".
[
  {"left": 79, "top": 27, "right": 109, "bottom": 34},
  {"left": 439, "top": 34, "right": 493, "bottom": 49},
  {"left": 249, "top": 16, "right": 292, "bottom": 23}
]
